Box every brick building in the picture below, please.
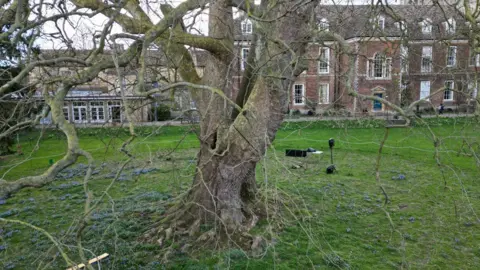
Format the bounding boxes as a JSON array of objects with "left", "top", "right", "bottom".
[{"left": 235, "top": 5, "right": 479, "bottom": 115}]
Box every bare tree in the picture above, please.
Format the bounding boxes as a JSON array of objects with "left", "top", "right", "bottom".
[{"left": 1, "top": 1, "right": 479, "bottom": 263}]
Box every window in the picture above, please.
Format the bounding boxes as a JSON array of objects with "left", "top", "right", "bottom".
[
  {"left": 378, "top": 16, "right": 385, "bottom": 30},
  {"left": 90, "top": 101, "right": 105, "bottom": 122},
  {"left": 240, "top": 48, "right": 249, "bottom": 71},
  {"left": 108, "top": 101, "right": 122, "bottom": 122},
  {"left": 293, "top": 84, "right": 304, "bottom": 105},
  {"left": 72, "top": 102, "right": 87, "bottom": 123},
  {"left": 467, "top": 81, "right": 478, "bottom": 100},
  {"left": 395, "top": 21, "right": 408, "bottom": 34},
  {"left": 445, "top": 18, "right": 456, "bottom": 34},
  {"left": 371, "top": 15, "right": 385, "bottom": 30},
  {"left": 241, "top": 19, "right": 252, "bottom": 34},
  {"left": 421, "top": 19, "right": 432, "bottom": 34},
  {"left": 63, "top": 104, "right": 69, "bottom": 121},
  {"left": 420, "top": 81, "right": 430, "bottom": 100},
  {"left": 318, "top": 18, "right": 329, "bottom": 31},
  {"left": 444, "top": 81, "right": 454, "bottom": 101},
  {"left": 446, "top": 46, "right": 457, "bottom": 67},
  {"left": 319, "top": 83, "right": 329, "bottom": 104},
  {"left": 469, "top": 49, "right": 480, "bottom": 66},
  {"left": 318, "top": 47, "right": 330, "bottom": 74},
  {"left": 400, "top": 45, "right": 409, "bottom": 72},
  {"left": 368, "top": 53, "right": 391, "bottom": 79},
  {"left": 421, "top": 46, "right": 433, "bottom": 73}
]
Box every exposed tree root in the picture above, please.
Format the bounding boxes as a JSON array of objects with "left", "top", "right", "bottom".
[{"left": 138, "top": 191, "right": 272, "bottom": 261}]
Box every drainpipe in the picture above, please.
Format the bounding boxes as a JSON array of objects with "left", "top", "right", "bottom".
[
  {"left": 335, "top": 44, "right": 339, "bottom": 110},
  {"left": 399, "top": 64, "right": 403, "bottom": 112},
  {"left": 353, "top": 43, "right": 359, "bottom": 114}
]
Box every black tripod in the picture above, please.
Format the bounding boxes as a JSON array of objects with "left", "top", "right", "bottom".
[{"left": 326, "top": 138, "right": 336, "bottom": 174}]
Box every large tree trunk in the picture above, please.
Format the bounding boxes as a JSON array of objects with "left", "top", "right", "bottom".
[
  {"left": 155, "top": 1, "right": 318, "bottom": 243},
  {"left": 164, "top": 1, "right": 316, "bottom": 234}
]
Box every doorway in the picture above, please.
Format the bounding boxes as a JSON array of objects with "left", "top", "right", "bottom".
[{"left": 373, "top": 93, "right": 383, "bottom": 112}]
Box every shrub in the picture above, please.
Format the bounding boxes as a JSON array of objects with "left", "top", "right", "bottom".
[{"left": 150, "top": 104, "right": 171, "bottom": 121}]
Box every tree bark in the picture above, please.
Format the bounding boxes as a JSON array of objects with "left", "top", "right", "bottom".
[{"left": 164, "top": 1, "right": 318, "bottom": 234}]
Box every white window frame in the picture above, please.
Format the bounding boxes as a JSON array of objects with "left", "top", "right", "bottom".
[
  {"left": 420, "top": 81, "right": 430, "bottom": 100},
  {"left": 445, "top": 18, "right": 456, "bottom": 34},
  {"left": 318, "top": 47, "right": 330, "bottom": 74},
  {"left": 395, "top": 21, "right": 408, "bottom": 34},
  {"left": 90, "top": 101, "right": 105, "bottom": 123},
  {"left": 241, "top": 19, "right": 253, "bottom": 34},
  {"left": 367, "top": 53, "right": 392, "bottom": 79},
  {"left": 63, "top": 104, "right": 70, "bottom": 121},
  {"left": 467, "top": 81, "right": 478, "bottom": 100},
  {"left": 318, "top": 18, "right": 329, "bottom": 31},
  {"left": 72, "top": 101, "right": 87, "bottom": 123},
  {"left": 444, "top": 80, "right": 454, "bottom": 101},
  {"left": 421, "top": 46, "right": 433, "bottom": 73},
  {"left": 469, "top": 49, "right": 480, "bottom": 66},
  {"left": 371, "top": 15, "right": 385, "bottom": 30},
  {"left": 378, "top": 15, "right": 385, "bottom": 30},
  {"left": 446, "top": 46, "right": 457, "bottom": 67},
  {"left": 107, "top": 101, "right": 122, "bottom": 122},
  {"left": 318, "top": 83, "right": 329, "bottom": 104},
  {"left": 240, "top": 48, "right": 249, "bottom": 71},
  {"left": 293, "top": 84, "right": 305, "bottom": 105},
  {"left": 421, "top": 19, "right": 432, "bottom": 34}
]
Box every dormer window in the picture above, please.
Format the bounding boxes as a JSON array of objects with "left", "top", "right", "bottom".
[
  {"left": 371, "top": 15, "right": 385, "bottom": 30},
  {"left": 395, "top": 20, "right": 408, "bottom": 34},
  {"left": 241, "top": 19, "right": 252, "bottom": 34},
  {"left": 318, "top": 18, "right": 329, "bottom": 31},
  {"left": 421, "top": 19, "right": 432, "bottom": 34},
  {"left": 445, "top": 18, "right": 456, "bottom": 34}
]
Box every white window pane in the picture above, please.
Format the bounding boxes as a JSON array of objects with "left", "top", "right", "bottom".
[
  {"left": 319, "top": 84, "right": 329, "bottom": 104},
  {"left": 420, "top": 81, "right": 430, "bottom": 99},
  {"left": 422, "top": 19, "right": 432, "bottom": 33},
  {"left": 318, "top": 48, "right": 329, "bottom": 73},
  {"left": 421, "top": 47, "right": 432, "bottom": 73},
  {"left": 319, "top": 18, "right": 329, "bottom": 31},
  {"left": 447, "top": 46, "right": 456, "bottom": 66}
]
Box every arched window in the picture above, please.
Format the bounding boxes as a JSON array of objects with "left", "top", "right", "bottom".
[
  {"left": 368, "top": 53, "right": 391, "bottom": 79},
  {"left": 318, "top": 18, "right": 329, "bottom": 31},
  {"left": 241, "top": 19, "right": 252, "bottom": 34}
]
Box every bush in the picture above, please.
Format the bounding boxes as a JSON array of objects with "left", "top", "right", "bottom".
[
  {"left": 0, "top": 136, "right": 14, "bottom": 156},
  {"left": 150, "top": 104, "right": 171, "bottom": 121}
]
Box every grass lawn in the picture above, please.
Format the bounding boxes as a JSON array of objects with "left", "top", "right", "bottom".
[{"left": 0, "top": 117, "right": 479, "bottom": 269}]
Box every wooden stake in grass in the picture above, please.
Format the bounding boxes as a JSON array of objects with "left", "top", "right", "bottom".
[{"left": 66, "top": 253, "right": 109, "bottom": 270}]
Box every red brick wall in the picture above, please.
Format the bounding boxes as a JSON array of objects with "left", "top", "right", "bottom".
[{"left": 233, "top": 40, "right": 478, "bottom": 114}]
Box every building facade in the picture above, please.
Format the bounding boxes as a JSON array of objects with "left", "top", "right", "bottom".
[
  {"left": 235, "top": 5, "right": 479, "bottom": 115},
  {"left": 32, "top": 48, "right": 206, "bottom": 125},
  {"left": 33, "top": 4, "right": 480, "bottom": 125}
]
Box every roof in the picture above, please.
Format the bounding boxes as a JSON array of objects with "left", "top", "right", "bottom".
[{"left": 234, "top": 5, "right": 469, "bottom": 42}]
